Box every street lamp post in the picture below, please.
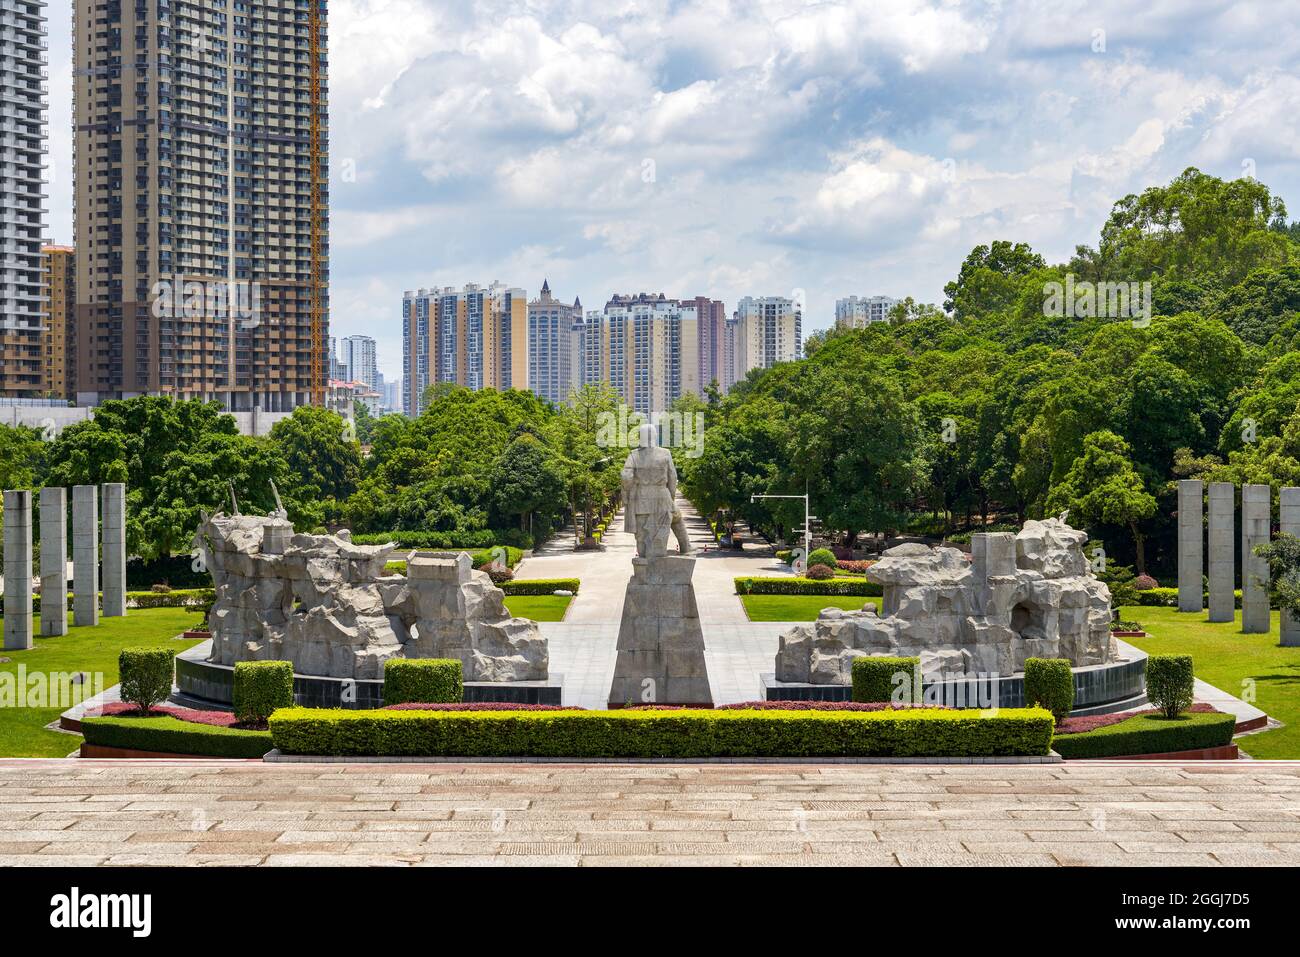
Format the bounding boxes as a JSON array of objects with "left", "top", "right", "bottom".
[{"left": 751, "top": 487, "right": 811, "bottom": 572}]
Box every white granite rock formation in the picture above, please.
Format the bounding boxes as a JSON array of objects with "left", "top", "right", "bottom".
[
  {"left": 197, "top": 513, "right": 547, "bottom": 681},
  {"left": 774, "top": 518, "right": 1114, "bottom": 684}
]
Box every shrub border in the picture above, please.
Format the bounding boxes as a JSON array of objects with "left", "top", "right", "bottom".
[{"left": 80, "top": 715, "right": 272, "bottom": 759}]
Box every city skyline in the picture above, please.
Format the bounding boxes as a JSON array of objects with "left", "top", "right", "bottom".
[{"left": 36, "top": 1, "right": 1299, "bottom": 385}]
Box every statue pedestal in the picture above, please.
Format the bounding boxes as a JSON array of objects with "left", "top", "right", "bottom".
[{"left": 608, "top": 555, "right": 712, "bottom": 706}]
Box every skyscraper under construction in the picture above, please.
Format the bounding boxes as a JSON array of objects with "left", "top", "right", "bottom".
[{"left": 73, "top": 0, "right": 329, "bottom": 409}]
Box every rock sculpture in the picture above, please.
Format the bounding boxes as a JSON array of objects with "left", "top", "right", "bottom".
[
  {"left": 774, "top": 518, "right": 1114, "bottom": 684},
  {"left": 608, "top": 424, "right": 711, "bottom": 705},
  {"left": 196, "top": 511, "right": 547, "bottom": 682}
]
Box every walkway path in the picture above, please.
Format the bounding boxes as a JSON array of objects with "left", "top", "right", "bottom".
[
  {"left": 514, "top": 500, "right": 790, "bottom": 707},
  {"left": 2, "top": 759, "right": 1297, "bottom": 866}
]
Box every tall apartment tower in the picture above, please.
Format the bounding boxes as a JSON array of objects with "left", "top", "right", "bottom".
[
  {"left": 400, "top": 281, "right": 526, "bottom": 416},
  {"left": 684, "top": 296, "right": 726, "bottom": 393},
  {"left": 526, "top": 279, "right": 579, "bottom": 405},
  {"left": 339, "top": 334, "right": 377, "bottom": 391},
  {"left": 0, "top": 0, "right": 48, "bottom": 399},
  {"left": 73, "top": 0, "right": 330, "bottom": 410},
  {"left": 835, "top": 294, "right": 897, "bottom": 329},
  {"left": 595, "top": 293, "right": 699, "bottom": 418},
  {"left": 40, "top": 244, "right": 75, "bottom": 399},
  {"left": 727, "top": 295, "right": 801, "bottom": 390}
]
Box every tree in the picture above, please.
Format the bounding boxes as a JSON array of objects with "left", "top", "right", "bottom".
[
  {"left": 488, "top": 433, "right": 568, "bottom": 539},
  {"left": 1048, "top": 431, "right": 1157, "bottom": 574},
  {"left": 269, "top": 405, "right": 362, "bottom": 502},
  {"left": 0, "top": 424, "right": 46, "bottom": 490},
  {"left": 943, "top": 241, "right": 1046, "bottom": 317}
]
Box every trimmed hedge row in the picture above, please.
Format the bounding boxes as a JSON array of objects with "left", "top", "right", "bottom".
[
  {"left": 383, "top": 659, "right": 463, "bottom": 706},
  {"left": 851, "top": 657, "right": 920, "bottom": 703},
  {"left": 1024, "top": 658, "right": 1074, "bottom": 721},
  {"left": 268, "top": 707, "right": 1056, "bottom": 758},
  {"left": 501, "top": 578, "right": 580, "bottom": 596},
  {"left": 80, "top": 715, "right": 273, "bottom": 758},
  {"left": 1052, "top": 710, "right": 1235, "bottom": 759},
  {"left": 232, "top": 661, "right": 294, "bottom": 725},
  {"left": 1136, "top": 587, "right": 1244, "bottom": 608},
  {"left": 2, "top": 589, "right": 214, "bottom": 614},
  {"left": 735, "top": 576, "right": 882, "bottom": 597}
]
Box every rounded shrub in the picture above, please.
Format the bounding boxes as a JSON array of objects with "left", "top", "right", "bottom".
[
  {"left": 1133, "top": 574, "right": 1159, "bottom": 591},
  {"left": 806, "top": 563, "right": 835, "bottom": 580},
  {"left": 383, "top": 659, "right": 464, "bottom": 706},
  {"left": 232, "top": 661, "right": 295, "bottom": 726},
  {"left": 852, "top": 656, "right": 921, "bottom": 704},
  {"left": 1024, "top": 658, "right": 1074, "bottom": 722},
  {"left": 118, "top": 648, "right": 176, "bottom": 714},
  {"left": 807, "top": 548, "right": 838, "bottom": 570},
  {"left": 1145, "top": 654, "right": 1195, "bottom": 719}
]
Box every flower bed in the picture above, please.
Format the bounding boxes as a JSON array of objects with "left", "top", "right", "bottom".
[
  {"left": 1053, "top": 702, "right": 1217, "bottom": 736},
  {"left": 1051, "top": 708, "right": 1235, "bottom": 759},
  {"left": 269, "top": 706, "right": 1055, "bottom": 758},
  {"left": 79, "top": 714, "right": 273, "bottom": 758}
]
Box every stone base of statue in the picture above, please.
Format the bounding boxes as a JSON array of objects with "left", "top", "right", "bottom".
[{"left": 607, "top": 555, "right": 712, "bottom": 706}]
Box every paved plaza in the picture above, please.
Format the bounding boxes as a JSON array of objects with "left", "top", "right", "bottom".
[
  {"left": 518, "top": 502, "right": 789, "bottom": 707},
  {"left": 1, "top": 759, "right": 1298, "bottom": 866}
]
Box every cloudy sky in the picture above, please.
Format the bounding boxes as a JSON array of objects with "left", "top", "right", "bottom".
[{"left": 45, "top": 0, "right": 1300, "bottom": 380}]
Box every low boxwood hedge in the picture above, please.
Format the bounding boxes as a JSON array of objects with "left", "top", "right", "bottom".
[
  {"left": 735, "top": 576, "right": 882, "bottom": 597},
  {"left": 80, "top": 715, "right": 272, "bottom": 758},
  {"left": 268, "top": 706, "right": 1055, "bottom": 758},
  {"left": 851, "top": 656, "right": 920, "bottom": 703},
  {"left": 501, "top": 578, "right": 580, "bottom": 596},
  {"left": 1052, "top": 710, "right": 1235, "bottom": 759},
  {"left": 383, "top": 659, "right": 463, "bottom": 705}
]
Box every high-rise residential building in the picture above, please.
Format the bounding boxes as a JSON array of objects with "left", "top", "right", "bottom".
[
  {"left": 0, "top": 0, "right": 48, "bottom": 399},
  {"left": 835, "top": 294, "right": 898, "bottom": 329},
  {"left": 726, "top": 295, "right": 801, "bottom": 390},
  {"left": 73, "top": 0, "right": 330, "bottom": 410},
  {"left": 329, "top": 337, "right": 346, "bottom": 380},
  {"left": 400, "top": 282, "right": 527, "bottom": 416},
  {"left": 576, "top": 293, "right": 699, "bottom": 417},
  {"left": 526, "top": 279, "right": 580, "bottom": 405},
  {"left": 339, "top": 334, "right": 378, "bottom": 392},
  {"left": 39, "top": 244, "right": 75, "bottom": 399},
  {"left": 684, "top": 296, "right": 726, "bottom": 393}
]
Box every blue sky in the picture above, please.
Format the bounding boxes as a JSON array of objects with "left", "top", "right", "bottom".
[{"left": 44, "top": 1, "right": 1300, "bottom": 380}]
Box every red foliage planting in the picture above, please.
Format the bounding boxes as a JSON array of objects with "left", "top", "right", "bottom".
[
  {"left": 96, "top": 701, "right": 241, "bottom": 727},
  {"left": 1054, "top": 702, "right": 1217, "bottom": 736},
  {"left": 383, "top": 701, "right": 583, "bottom": 711},
  {"left": 836, "top": 560, "right": 876, "bottom": 574},
  {"left": 717, "top": 700, "right": 950, "bottom": 711}
]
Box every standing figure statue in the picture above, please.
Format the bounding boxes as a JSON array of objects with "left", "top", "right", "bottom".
[{"left": 621, "top": 423, "right": 693, "bottom": 558}]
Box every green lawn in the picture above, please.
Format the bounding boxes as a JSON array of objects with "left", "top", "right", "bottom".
[
  {"left": 741, "top": 594, "right": 876, "bottom": 621},
  {"left": 1119, "top": 605, "right": 1298, "bottom": 760},
  {"left": 0, "top": 608, "right": 205, "bottom": 757},
  {"left": 503, "top": 594, "right": 573, "bottom": 622}
]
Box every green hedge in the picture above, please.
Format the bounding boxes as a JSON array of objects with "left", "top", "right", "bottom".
[
  {"left": 351, "top": 536, "right": 523, "bottom": 567},
  {"left": 808, "top": 548, "right": 838, "bottom": 569},
  {"left": 1052, "top": 710, "right": 1235, "bottom": 759},
  {"left": 1136, "top": 587, "right": 1244, "bottom": 608},
  {"left": 268, "top": 707, "right": 1056, "bottom": 758},
  {"left": 1146, "top": 654, "right": 1195, "bottom": 719},
  {"left": 501, "top": 578, "right": 580, "bottom": 596},
  {"left": 383, "top": 659, "right": 464, "bottom": 706},
  {"left": 127, "top": 588, "right": 216, "bottom": 609},
  {"left": 80, "top": 715, "right": 272, "bottom": 758},
  {"left": 851, "top": 657, "right": 920, "bottom": 703},
  {"left": 735, "top": 576, "right": 881, "bottom": 597},
  {"left": 233, "top": 661, "right": 295, "bottom": 725},
  {"left": 1023, "top": 658, "right": 1074, "bottom": 721},
  {"left": 118, "top": 648, "right": 175, "bottom": 713}
]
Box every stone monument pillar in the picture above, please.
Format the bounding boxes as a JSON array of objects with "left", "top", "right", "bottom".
[
  {"left": 3, "top": 490, "right": 33, "bottom": 650},
  {"left": 72, "top": 484, "right": 99, "bottom": 627},
  {"left": 608, "top": 425, "right": 711, "bottom": 706},
  {"left": 39, "top": 487, "right": 68, "bottom": 637},
  {"left": 101, "top": 483, "right": 127, "bottom": 617},
  {"left": 1176, "top": 479, "right": 1203, "bottom": 612},
  {"left": 1207, "top": 482, "right": 1235, "bottom": 623},
  {"left": 1241, "top": 483, "right": 1270, "bottom": 634},
  {"left": 1282, "top": 486, "right": 1300, "bottom": 647}
]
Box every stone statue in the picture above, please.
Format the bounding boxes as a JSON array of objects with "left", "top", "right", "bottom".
[
  {"left": 269, "top": 479, "right": 289, "bottom": 521},
  {"left": 621, "top": 423, "right": 692, "bottom": 557}
]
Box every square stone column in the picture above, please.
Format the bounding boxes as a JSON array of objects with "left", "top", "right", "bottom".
[
  {"left": 72, "top": 484, "right": 99, "bottom": 627},
  {"left": 1241, "top": 483, "right": 1271, "bottom": 634},
  {"left": 102, "top": 483, "right": 127, "bottom": 617},
  {"left": 3, "top": 490, "right": 33, "bottom": 650},
  {"left": 39, "top": 487, "right": 68, "bottom": 637},
  {"left": 1282, "top": 487, "right": 1300, "bottom": 646},
  {"left": 1176, "top": 480, "right": 1204, "bottom": 612},
  {"left": 1207, "top": 483, "right": 1235, "bottom": 623}
]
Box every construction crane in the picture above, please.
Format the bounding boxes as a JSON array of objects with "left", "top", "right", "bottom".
[{"left": 308, "top": 0, "right": 326, "bottom": 405}]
